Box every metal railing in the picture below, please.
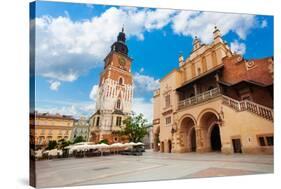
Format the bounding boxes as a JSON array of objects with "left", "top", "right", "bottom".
[{"left": 178, "top": 87, "right": 221, "bottom": 110}]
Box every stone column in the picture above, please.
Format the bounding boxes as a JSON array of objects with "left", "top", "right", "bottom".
[
  {"left": 174, "top": 91, "right": 180, "bottom": 110},
  {"left": 215, "top": 73, "right": 220, "bottom": 91},
  {"left": 153, "top": 134, "right": 159, "bottom": 152},
  {"left": 193, "top": 84, "right": 198, "bottom": 96},
  {"left": 195, "top": 127, "right": 203, "bottom": 152}
]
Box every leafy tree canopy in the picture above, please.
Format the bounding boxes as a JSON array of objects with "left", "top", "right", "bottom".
[
  {"left": 120, "top": 113, "right": 148, "bottom": 142},
  {"left": 73, "top": 136, "right": 86, "bottom": 144},
  {"left": 46, "top": 140, "right": 57, "bottom": 150},
  {"left": 57, "top": 139, "right": 72, "bottom": 149},
  {"left": 98, "top": 139, "right": 109, "bottom": 144}
]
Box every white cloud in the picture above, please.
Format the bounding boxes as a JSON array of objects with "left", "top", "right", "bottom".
[
  {"left": 172, "top": 11, "right": 257, "bottom": 43},
  {"left": 133, "top": 72, "right": 160, "bottom": 92},
  {"left": 144, "top": 9, "right": 177, "bottom": 31},
  {"left": 49, "top": 80, "right": 61, "bottom": 91},
  {"left": 36, "top": 101, "right": 95, "bottom": 118},
  {"left": 35, "top": 8, "right": 176, "bottom": 84},
  {"left": 89, "top": 84, "right": 99, "bottom": 100},
  {"left": 230, "top": 40, "right": 246, "bottom": 55},
  {"left": 35, "top": 7, "right": 262, "bottom": 87},
  {"left": 132, "top": 97, "right": 153, "bottom": 123}
]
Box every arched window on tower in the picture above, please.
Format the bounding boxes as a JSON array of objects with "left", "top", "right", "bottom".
[
  {"left": 117, "top": 99, "right": 121, "bottom": 109},
  {"left": 119, "top": 77, "right": 123, "bottom": 85}
]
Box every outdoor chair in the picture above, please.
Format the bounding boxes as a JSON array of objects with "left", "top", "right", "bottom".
[
  {"left": 85, "top": 149, "right": 98, "bottom": 157},
  {"left": 92, "top": 151, "right": 101, "bottom": 157},
  {"left": 62, "top": 149, "right": 69, "bottom": 158},
  {"left": 75, "top": 151, "right": 85, "bottom": 158},
  {"left": 42, "top": 153, "right": 48, "bottom": 160}
]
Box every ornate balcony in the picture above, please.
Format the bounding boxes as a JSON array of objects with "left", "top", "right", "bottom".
[{"left": 178, "top": 87, "right": 221, "bottom": 110}]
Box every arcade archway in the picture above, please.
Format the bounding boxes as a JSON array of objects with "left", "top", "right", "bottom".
[
  {"left": 210, "top": 124, "right": 222, "bottom": 151},
  {"left": 198, "top": 110, "right": 222, "bottom": 152},
  {"left": 190, "top": 127, "right": 197, "bottom": 152},
  {"left": 179, "top": 116, "right": 196, "bottom": 152},
  {"left": 168, "top": 140, "right": 172, "bottom": 153},
  {"left": 153, "top": 127, "right": 160, "bottom": 152}
]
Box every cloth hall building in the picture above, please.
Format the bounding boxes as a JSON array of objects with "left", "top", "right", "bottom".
[{"left": 153, "top": 27, "right": 273, "bottom": 154}]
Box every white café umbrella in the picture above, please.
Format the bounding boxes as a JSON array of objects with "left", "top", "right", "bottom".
[
  {"left": 136, "top": 142, "right": 144, "bottom": 146},
  {"left": 110, "top": 143, "right": 124, "bottom": 154},
  {"left": 110, "top": 143, "right": 123, "bottom": 147},
  {"left": 75, "top": 142, "right": 90, "bottom": 146},
  {"left": 96, "top": 143, "right": 109, "bottom": 156},
  {"left": 64, "top": 145, "right": 73, "bottom": 149},
  {"left": 88, "top": 144, "right": 99, "bottom": 150},
  {"left": 48, "top": 149, "right": 58, "bottom": 157},
  {"left": 129, "top": 142, "right": 137, "bottom": 146},
  {"left": 124, "top": 142, "right": 137, "bottom": 146},
  {"left": 35, "top": 150, "right": 43, "bottom": 158},
  {"left": 123, "top": 142, "right": 137, "bottom": 152}
]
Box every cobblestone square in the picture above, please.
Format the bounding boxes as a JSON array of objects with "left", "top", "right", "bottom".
[{"left": 35, "top": 150, "right": 273, "bottom": 188}]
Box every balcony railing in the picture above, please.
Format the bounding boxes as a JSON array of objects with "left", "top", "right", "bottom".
[
  {"left": 178, "top": 87, "right": 221, "bottom": 110},
  {"left": 222, "top": 95, "right": 273, "bottom": 121}
]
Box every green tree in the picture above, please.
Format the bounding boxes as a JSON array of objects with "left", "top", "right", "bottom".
[
  {"left": 46, "top": 140, "right": 57, "bottom": 150},
  {"left": 120, "top": 113, "right": 148, "bottom": 142},
  {"left": 73, "top": 136, "right": 86, "bottom": 144},
  {"left": 98, "top": 139, "right": 109, "bottom": 144},
  {"left": 57, "top": 139, "right": 72, "bottom": 149}
]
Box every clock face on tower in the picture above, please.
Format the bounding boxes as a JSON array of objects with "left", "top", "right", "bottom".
[{"left": 118, "top": 57, "right": 126, "bottom": 66}]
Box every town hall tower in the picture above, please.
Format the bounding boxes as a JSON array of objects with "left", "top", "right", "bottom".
[{"left": 89, "top": 28, "right": 133, "bottom": 143}]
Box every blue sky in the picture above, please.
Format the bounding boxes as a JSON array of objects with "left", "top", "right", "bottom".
[{"left": 32, "top": 1, "right": 273, "bottom": 122}]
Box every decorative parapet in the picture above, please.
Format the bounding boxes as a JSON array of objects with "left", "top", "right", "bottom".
[{"left": 153, "top": 89, "right": 160, "bottom": 97}]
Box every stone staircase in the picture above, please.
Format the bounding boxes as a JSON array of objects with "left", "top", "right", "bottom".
[{"left": 222, "top": 95, "right": 273, "bottom": 121}]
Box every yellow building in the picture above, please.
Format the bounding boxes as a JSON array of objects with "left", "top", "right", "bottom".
[
  {"left": 153, "top": 27, "right": 273, "bottom": 154},
  {"left": 30, "top": 112, "right": 75, "bottom": 149}
]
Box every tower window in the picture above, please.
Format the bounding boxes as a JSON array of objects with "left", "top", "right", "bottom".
[
  {"left": 116, "top": 116, "right": 122, "bottom": 126},
  {"left": 96, "top": 117, "right": 100, "bottom": 127},
  {"left": 117, "top": 99, "right": 121, "bottom": 109},
  {"left": 119, "top": 77, "right": 123, "bottom": 85}
]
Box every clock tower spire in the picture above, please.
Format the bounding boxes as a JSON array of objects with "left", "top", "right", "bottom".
[
  {"left": 89, "top": 28, "right": 133, "bottom": 144},
  {"left": 111, "top": 26, "right": 128, "bottom": 55}
]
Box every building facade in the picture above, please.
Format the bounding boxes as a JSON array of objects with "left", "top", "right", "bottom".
[
  {"left": 89, "top": 28, "right": 133, "bottom": 144},
  {"left": 143, "top": 125, "right": 153, "bottom": 149},
  {"left": 71, "top": 117, "right": 90, "bottom": 142},
  {"left": 153, "top": 27, "right": 273, "bottom": 154},
  {"left": 30, "top": 112, "right": 75, "bottom": 149}
]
